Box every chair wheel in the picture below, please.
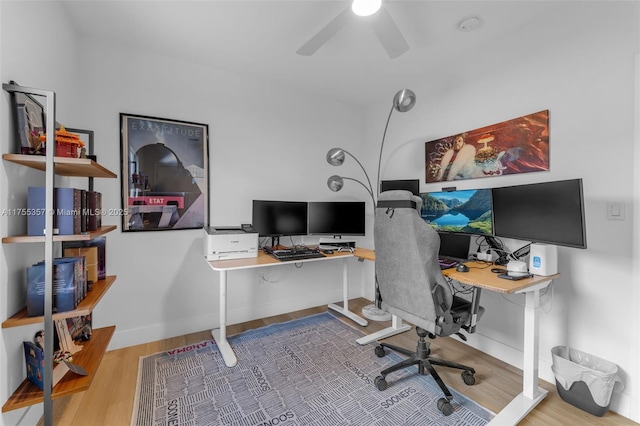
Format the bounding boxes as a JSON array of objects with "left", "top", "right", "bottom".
[
  {"left": 374, "top": 346, "right": 386, "bottom": 357},
  {"left": 462, "top": 370, "right": 476, "bottom": 385},
  {"left": 374, "top": 376, "right": 387, "bottom": 391},
  {"left": 437, "top": 398, "right": 453, "bottom": 416}
]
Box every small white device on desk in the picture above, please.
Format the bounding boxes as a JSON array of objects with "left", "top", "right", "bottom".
[{"left": 203, "top": 226, "right": 258, "bottom": 260}]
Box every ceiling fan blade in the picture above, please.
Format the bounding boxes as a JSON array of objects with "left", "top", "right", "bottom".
[
  {"left": 370, "top": 7, "right": 409, "bottom": 59},
  {"left": 296, "top": 7, "right": 352, "bottom": 56}
]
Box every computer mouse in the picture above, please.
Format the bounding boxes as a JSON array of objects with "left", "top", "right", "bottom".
[
  {"left": 322, "top": 249, "right": 334, "bottom": 254},
  {"left": 456, "top": 263, "right": 470, "bottom": 272}
]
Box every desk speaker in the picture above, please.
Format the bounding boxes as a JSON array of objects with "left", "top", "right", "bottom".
[{"left": 529, "top": 243, "right": 558, "bottom": 276}]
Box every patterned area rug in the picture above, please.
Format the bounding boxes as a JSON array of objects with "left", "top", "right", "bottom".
[{"left": 131, "top": 312, "right": 494, "bottom": 425}]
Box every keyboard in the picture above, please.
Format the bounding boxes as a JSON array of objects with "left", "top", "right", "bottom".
[
  {"left": 265, "top": 248, "right": 326, "bottom": 262},
  {"left": 438, "top": 257, "right": 459, "bottom": 270}
]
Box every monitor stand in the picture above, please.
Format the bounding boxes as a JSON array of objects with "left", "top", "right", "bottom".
[
  {"left": 319, "top": 237, "right": 356, "bottom": 248},
  {"left": 484, "top": 236, "right": 510, "bottom": 265}
]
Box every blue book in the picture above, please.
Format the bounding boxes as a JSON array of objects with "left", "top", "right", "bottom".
[
  {"left": 26, "top": 259, "right": 78, "bottom": 316},
  {"left": 23, "top": 340, "right": 46, "bottom": 390},
  {"left": 55, "top": 188, "right": 81, "bottom": 235},
  {"left": 27, "top": 187, "right": 49, "bottom": 236},
  {"left": 23, "top": 340, "right": 86, "bottom": 390},
  {"left": 26, "top": 264, "right": 46, "bottom": 317},
  {"left": 53, "top": 257, "right": 86, "bottom": 308}
]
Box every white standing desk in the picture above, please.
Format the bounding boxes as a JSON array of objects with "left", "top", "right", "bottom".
[
  {"left": 206, "top": 248, "right": 374, "bottom": 367},
  {"left": 443, "top": 261, "right": 559, "bottom": 425}
]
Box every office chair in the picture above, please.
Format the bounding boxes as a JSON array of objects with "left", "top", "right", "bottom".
[{"left": 372, "top": 190, "right": 484, "bottom": 416}]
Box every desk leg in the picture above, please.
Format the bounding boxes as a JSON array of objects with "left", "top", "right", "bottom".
[
  {"left": 211, "top": 270, "right": 237, "bottom": 367},
  {"left": 328, "top": 258, "right": 369, "bottom": 326},
  {"left": 355, "top": 315, "right": 412, "bottom": 345},
  {"left": 489, "top": 285, "right": 548, "bottom": 424}
]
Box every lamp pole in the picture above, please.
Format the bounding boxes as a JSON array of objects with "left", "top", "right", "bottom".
[{"left": 326, "top": 89, "right": 417, "bottom": 321}]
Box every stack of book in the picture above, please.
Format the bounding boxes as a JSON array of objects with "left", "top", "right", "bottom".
[
  {"left": 26, "top": 186, "right": 102, "bottom": 236},
  {"left": 26, "top": 257, "right": 87, "bottom": 317}
]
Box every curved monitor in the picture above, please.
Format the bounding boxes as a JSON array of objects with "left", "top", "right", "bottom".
[
  {"left": 252, "top": 200, "right": 308, "bottom": 237},
  {"left": 492, "top": 178, "right": 587, "bottom": 249},
  {"left": 420, "top": 188, "right": 493, "bottom": 236},
  {"left": 308, "top": 201, "right": 366, "bottom": 236}
]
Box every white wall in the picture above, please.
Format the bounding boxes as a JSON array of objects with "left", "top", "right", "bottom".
[
  {"left": 74, "top": 36, "right": 374, "bottom": 349},
  {"left": 361, "top": 2, "right": 639, "bottom": 421}
]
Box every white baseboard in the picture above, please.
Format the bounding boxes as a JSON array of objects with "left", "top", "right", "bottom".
[{"left": 107, "top": 290, "right": 345, "bottom": 351}]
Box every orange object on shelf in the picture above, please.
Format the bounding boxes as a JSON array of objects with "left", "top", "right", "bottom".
[{"left": 39, "top": 126, "right": 85, "bottom": 158}]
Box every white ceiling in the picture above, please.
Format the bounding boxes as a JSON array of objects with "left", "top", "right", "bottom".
[{"left": 61, "top": 0, "right": 571, "bottom": 106}]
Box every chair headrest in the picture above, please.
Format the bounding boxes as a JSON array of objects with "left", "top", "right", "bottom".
[{"left": 377, "top": 190, "right": 422, "bottom": 211}]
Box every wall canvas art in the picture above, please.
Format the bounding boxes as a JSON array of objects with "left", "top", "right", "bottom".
[
  {"left": 120, "top": 114, "right": 209, "bottom": 232},
  {"left": 425, "top": 110, "right": 549, "bottom": 183}
]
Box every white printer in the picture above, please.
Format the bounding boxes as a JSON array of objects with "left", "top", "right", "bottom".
[{"left": 203, "top": 226, "right": 258, "bottom": 261}]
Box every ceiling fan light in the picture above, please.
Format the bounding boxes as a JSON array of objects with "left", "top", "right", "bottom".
[{"left": 352, "top": 0, "right": 382, "bottom": 17}]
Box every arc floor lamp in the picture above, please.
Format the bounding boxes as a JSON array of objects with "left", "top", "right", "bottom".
[{"left": 326, "top": 88, "right": 417, "bottom": 321}]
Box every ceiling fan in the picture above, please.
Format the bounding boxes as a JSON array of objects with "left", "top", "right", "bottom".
[{"left": 296, "top": 0, "right": 409, "bottom": 59}]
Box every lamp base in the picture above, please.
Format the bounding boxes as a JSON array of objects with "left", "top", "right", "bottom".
[{"left": 361, "top": 304, "right": 392, "bottom": 322}]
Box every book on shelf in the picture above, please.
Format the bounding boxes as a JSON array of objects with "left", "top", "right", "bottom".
[
  {"left": 55, "top": 319, "right": 84, "bottom": 354},
  {"left": 64, "top": 314, "right": 92, "bottom": 343},
  {"left": 56, "top": 187, "right": 82, "bottom": 235},
  {"left": 62, "top": 237, "right": 106, "bottom": 281},
  {"left": 64, "top": 246, "right": 98, "bottom": 290},
  {"left": 26, "top": 186, "right": 102, "bottom": 236},
  {"left": 80, "top": 189, "right": 87, "bottom": 233},
  {"left": 23, "top": 340, "right": 69, "bottom": 390},
  {"left": 26, "top": 257, "right": 87, "bottom": 317},
  {"left": 23, "top": 340, "right": 87, "bottom": 391},
  {"left": 27, "top": 186, "right": 57, "bottom": 236},
  {"left": 85, "top": 190, "right": 102, "bottom": 231}
]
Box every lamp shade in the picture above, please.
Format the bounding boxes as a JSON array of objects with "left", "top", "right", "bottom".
[
  {"left": 326, "top": 148, "right": 346, "bottom": 166},
  {"left": 393, "top": 89, "right": 416, "bottom": 113},
  {"left": 327, "top": 175, "right": 344, "bottom": 192}
]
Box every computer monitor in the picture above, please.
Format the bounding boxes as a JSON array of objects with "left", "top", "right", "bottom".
[
  {"left": 438, "top": 232, "right": 471, "bottom": 260},
  {"left": 380, "top": 179, "right": 420, "bottom": 196},
  {"left": 308, "top": 201, "right": 366, "bottom": 236},
  {"left": 420, "top": 188, "right": 493, "bottom": 236},
  {"left": 251, "top": 200, "right": 308, "bottom": 242},
  {"left": 492, "top": 178, "right": 587, "bottom": 249}
]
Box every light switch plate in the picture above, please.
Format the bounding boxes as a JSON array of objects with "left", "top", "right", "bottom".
[{"left": 607, "top": 202, "right": 625, "bottom": 221}]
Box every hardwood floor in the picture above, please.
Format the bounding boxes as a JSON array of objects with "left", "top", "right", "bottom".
[{"left": 43, "top": 298, "right": 636, "bottom": 425}]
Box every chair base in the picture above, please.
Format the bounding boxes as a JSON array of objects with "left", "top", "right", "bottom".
[{"left": 373, "top": 329, "right": 476, "bottom": 416}]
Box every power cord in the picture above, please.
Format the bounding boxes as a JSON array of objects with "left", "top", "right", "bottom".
[{"left": 484, "top": 236, "right": 510, "bottom": 265}]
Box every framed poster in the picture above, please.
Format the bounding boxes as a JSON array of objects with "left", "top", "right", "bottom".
[
  {"left": 10, "top": 90, "right": 46, "bottom": 154},
  {"left": 120, "top": 114, "right": 209, "bottom": 232},
  {"left": 425, "top": 110, "right": 550, "bottom": 183}
]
